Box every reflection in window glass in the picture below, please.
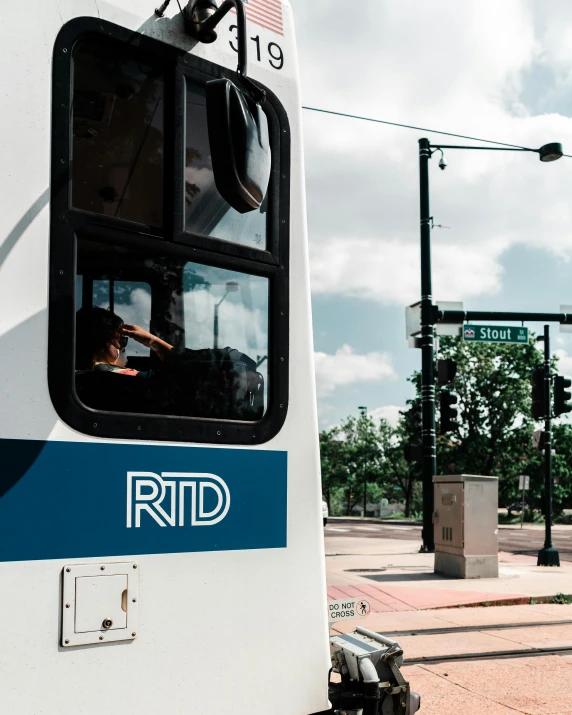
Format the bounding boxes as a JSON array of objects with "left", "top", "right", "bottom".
[
  {"left": 72, "top": 38, "right": 164, "bottom": 226},
  {"left": 183, "top": 262, "right": 269, "bottom": 407},
  {"left": 185, "top": 80, "right": 267, "bottom": 249},
  {"left": 74, "top": 237, "right": 267, "bottom": 421}
]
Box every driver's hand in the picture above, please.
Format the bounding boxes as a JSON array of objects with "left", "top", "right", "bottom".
[{"left": 122, "top": 324, "right": 155, "bottom": 348}]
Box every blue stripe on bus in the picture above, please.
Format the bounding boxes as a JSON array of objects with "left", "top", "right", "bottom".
[{"left": 0, "top": 438, "right": 287, "bottom": 562}]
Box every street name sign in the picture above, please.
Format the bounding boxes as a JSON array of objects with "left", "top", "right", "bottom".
[{"left": 462, "top": 324, "right": 529, "bottom": 345}]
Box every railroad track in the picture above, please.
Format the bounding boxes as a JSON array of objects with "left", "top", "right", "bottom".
[
  {"left": 387, "top": 619, "right": 572, "bottom": 638},
  {"left": 404, "top": 644, "right": 572, "bottom": 665},
  {"left": 378, "top": 619, "right": 572, "bottom": 665}
]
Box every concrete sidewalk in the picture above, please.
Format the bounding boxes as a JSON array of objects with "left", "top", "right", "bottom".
[
  {"left": 331, "top": 603, "right": 572, "bottom": 714},
  {"left": 403, "top": 654, "right": 572, "bottom": 715},
  {"left": 326, "top": 534, "right": 572, "bottom": 713},
  {"left": 326, "top": 535, "right": 572, "bottom": 613}
]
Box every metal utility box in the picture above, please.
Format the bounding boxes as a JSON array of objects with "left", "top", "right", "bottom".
[{"left": 433, "top": 475, "right": 499, "bottom": 579}]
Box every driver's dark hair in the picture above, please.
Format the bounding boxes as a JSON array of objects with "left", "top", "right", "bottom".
[{"left": 75, "top": 306, "right": 124, "bottom": 370}]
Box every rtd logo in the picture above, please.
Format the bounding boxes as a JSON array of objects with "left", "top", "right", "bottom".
[{"left": 126, "top": 472, "right": 231, "bottom": 528}]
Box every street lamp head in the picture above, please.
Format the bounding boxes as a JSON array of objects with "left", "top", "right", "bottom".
[
  {"left": 225, "top": 281, "right": 239, "bottom": 292},
  {"left": 538, "top": 142, "right": 563, "bottom": 162}
]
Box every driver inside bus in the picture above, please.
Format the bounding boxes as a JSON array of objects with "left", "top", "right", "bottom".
[
  {"left": 75, "top": 305, "right": 263, "bottom": 420},
  {"left": 75, "top": 306, "right": 172, "bottom": 376}
]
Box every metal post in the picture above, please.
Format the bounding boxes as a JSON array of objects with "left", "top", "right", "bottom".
[
  {"left": 521, "top": 485, "right": 525, "bottom": 530},
  {"left": 214, "top": 289, "right": 229, "bottom": 349},
  {"left": 213, "top": 305, "right": 220, "bottom": 349},
  {"left": 538, "top": 325, "right": 560, "bottom": 566},
  {"left": 419, "top": 138, "right": 436, "bottom": 553}
]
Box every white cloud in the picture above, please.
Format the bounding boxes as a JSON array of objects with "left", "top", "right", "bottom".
[
  {"left": 310, "top": 236, "right": 505, "bottom": 305},
  {"left": 185, "top": 166, "right": 214, "bottom": 192},
  {"left": 184, "top": 288, "right": 268, "bottom": 356},
  {"left": 292, "top": 0, "right": 572, "bottom": 306},
  {"left": 314, "top": 344, "right": 396, "bottom": 398},
  {"left": 369, "top": 405, "right": 403, "bottom": 427},
  {"left": 555, "top": 349, "right": 572, "bottom": 375}
]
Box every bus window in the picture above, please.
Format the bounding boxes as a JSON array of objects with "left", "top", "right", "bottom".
[
  {"left": 185, "top": 80, "right": 267, "bottom": 249},
  {"left": 71, "top": 37, "right": 165, "bottom": 227},
  {"left": 50, "top": 25, "right": 289, "bottom": 444},
  {"left": 74, "top": 237, "right": 266, "bottom": 422}
]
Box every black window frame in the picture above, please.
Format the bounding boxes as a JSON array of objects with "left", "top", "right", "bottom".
[{"left": 49, "top": 18, "right": 290, "bottom": 446}]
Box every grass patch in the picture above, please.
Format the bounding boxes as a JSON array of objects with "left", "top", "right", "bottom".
[{"left": 552, "top": 593, "right": 572, "bottom": 605}]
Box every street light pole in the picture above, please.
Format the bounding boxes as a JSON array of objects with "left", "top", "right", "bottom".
[
  {"left": 213, "top": 295, "right": 226, "bottom": 349},
  {"left": 419, "top": 138, "right": 437, "bottom": 553},
  {"left": 358, "top": 406, "right": 368, "bottom": 517},
  {"left": 415, "top": 138, "right": 563, "bottom": 554},
  {"left": 538, "top": 325, "right": 560, "bottom": 566},
  {"left": 213, "top": 281, "right": 239, "bottom": 349}
]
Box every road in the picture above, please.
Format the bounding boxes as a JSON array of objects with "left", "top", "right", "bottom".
[{"left": 325, "top": 518, "right": 572, "bottom": 562}]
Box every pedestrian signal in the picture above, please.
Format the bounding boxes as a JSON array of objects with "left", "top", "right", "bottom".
[{"left": 437, "top": 358, "right": 457, "bottom": 387}]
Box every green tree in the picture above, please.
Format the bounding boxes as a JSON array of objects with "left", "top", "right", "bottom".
[
  {"left": 319, "top": 335, "right": 572, "bottom": 520},
  {"left": 320, "top": 413, "right": 422, "bottom": 517},
  {"left": 391, "top": 400, "right": 423, "bottom": 517},
  {"left": 549, "top": 422, "right": 572, "bottom": 516},
  {"left": 320, "top": 414, "right": 384, "bottom": 515},
  {"left": 420, "top": 335, "right": 572, "bottom": 509},
  {"left": 432, "top": 335, "right": 543, "bottom": 505},
  {"left": 319, "top": 425, "right": 353, "bottom": 514}
]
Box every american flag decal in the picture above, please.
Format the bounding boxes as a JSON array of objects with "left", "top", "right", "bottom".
[{"left": 235, "top": 0, "right": 284, "bottom": 36}]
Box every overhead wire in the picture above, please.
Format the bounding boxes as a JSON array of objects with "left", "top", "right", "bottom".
[{"left": 302, "top": 105, "right": 572, "bottom": 158}]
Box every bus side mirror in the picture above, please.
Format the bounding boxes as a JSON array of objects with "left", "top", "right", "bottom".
[{"left": 206, "top": 78, "right": 271, "bottom": 214}]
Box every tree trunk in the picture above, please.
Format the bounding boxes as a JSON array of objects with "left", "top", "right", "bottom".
[
  {"left": 346, "top": 488, "right": 351, "bottom": 516},
  {"left": 404, "top": 481, "right": 412, "bottom": 518}
]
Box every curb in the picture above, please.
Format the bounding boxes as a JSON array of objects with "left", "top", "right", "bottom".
[
  {"left": 329, "top": 517, "right": 422, "bottom": 527},
  {"left": 428, "top": 594, "right": 572, "bottom": 610}
]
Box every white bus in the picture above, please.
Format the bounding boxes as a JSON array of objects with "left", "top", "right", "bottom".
[{"left": 0, "top": 2, "right": 419, "bottom": 713}]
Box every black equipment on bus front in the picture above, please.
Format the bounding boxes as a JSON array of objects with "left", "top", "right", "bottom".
[
  {"left": 206, "top": 79, "right": 270, "bottom": 214},
  {"left": 156, "top": 0, "right": 272, "bottom": 213}
]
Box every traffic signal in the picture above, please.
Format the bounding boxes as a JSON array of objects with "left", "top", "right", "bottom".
[
  {"left": 530, "top": 367, "right": 544, "bottom": 420},
  {"left": 404, "top": 444, "right": 423, "bottom": 462},
  {"left": 410, "top": 399, "right": 423, "bottom": 434},
  {"left": 439, "top": 390, "right": 458, "bottom": 435},
  {"left": 437, "top": 358, "right": 457, "bottom": 387},
  {"left": 401, "top": 401, "right": 423, "bottom": 461},
  {"left": 554, "top": 375, "right": 572, "bottom": 417}
]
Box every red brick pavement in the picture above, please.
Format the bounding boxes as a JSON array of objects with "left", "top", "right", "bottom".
[{"left": 327, "top": 583, "right": 529, "bottom": 611}]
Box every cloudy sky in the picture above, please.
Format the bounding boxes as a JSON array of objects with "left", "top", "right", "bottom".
[{"left": 289, "top": 0, "right": 572, "bottom": 428}]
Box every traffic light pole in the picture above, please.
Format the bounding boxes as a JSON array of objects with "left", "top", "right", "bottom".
[
  {"left": 538, "top": 325, "right": 560, "bottom": 566},
  {"left": 437, "top": 309, "right": 564, "bottom": 566},
  {"left": 419, "top": 138, "right": 436, "bottom": 553}
]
